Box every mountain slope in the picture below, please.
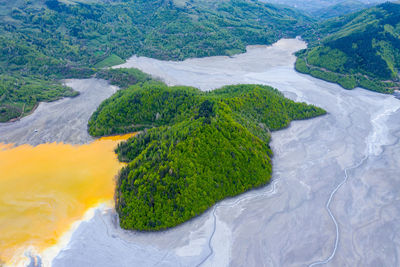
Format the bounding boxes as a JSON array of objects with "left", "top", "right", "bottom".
[
  {"left": 296, "top": 2, "right": 400, "bottom": 93},
  {"left": 259, "top": 0, "right": 387, "bottom": 13},
  {"left": 311, "top": 0, "right": 369, "bottom": 19},
  {"left": 0, "top": 0, "right": 311, "bottom": 122}
]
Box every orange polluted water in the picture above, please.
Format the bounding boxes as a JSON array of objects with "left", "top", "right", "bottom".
[{"left": 0, "top": 134, "right": 135, "bottom": 265}]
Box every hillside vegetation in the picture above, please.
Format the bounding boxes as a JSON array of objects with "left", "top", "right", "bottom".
[
  {"left": 0, "top": 0, "right": 312, "bottom": 122},
  {"left": 0, "top": 75, "right": 78, "bottom": 122},
  {"left": 311, "top": 0, "right": 369, "bottom": 20},
  {"left": 88, "top": 83, "right": 326, "bottom": 230},
  {"left": 260, "top": 0, "right": 384, "bottom": 13},
  {"left": 0, "top": 67, "right": 151, "bottom": 122},
  {"left": 296, "top": 2, "right": 400, "bottom": 93}
]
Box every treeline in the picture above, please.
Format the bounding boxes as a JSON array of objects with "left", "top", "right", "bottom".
[
  {"left": 295, "top": 51, "right": 394, "bottom": 93},
  {"left": 295, "top": 2, "right": 400, "bottom": 93},
  {"left": 311, "top": 0, "right": 369, "bottom": 20},
  {"left": 0, "top": 75, "right": 78, "bottom": 122},
  {"left": 2, "top": 0, "right": 311, "bottom": 68},
  {"left": 89, "top": 83, "right": 326, "bottom": 230},
  {"left": 88, "top": 82, "right": 200, "bottom": 136},
  {"left": 0, "top": 68, "right": 151, "bottom": 122},
  {"left": 0, "top": 0, "right": 312, "bottom": 121}
]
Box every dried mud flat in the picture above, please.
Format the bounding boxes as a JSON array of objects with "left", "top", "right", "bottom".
[
  {"left": 2, "top": 39, "right": 400, "bottom": 266},
  {"left": 0, "top": 79, "right": 118, "bottom": 146},
  {"left": 56, "top": 39, "right": 400, "bottom": 266}
]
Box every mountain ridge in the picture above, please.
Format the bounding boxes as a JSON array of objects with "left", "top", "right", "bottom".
[{"left": 295, "top": 2, "right": 400, "bottom": 93}]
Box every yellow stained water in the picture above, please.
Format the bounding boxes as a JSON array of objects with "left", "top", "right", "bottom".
[{"left": 0, "top": 134, "right": 135, "bottom": 264}]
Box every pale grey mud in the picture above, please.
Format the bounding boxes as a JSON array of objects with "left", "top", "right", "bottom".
[
  {"left": 51, "top": 39, "right": 400, "bottom": 266},
  {"left": 0, "top": 79, "right": 118, "bottom": 146},
  {"left": 4, "top": 39, "right": 400, "bottom": 266}
]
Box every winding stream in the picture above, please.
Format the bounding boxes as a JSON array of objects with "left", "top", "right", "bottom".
[{"left": 1, "top": 39, "right": 399, "bottom": 266}]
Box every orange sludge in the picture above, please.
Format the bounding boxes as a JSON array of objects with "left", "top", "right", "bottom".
[{"left": 0, "top": 134, "right": 135, "bottom": 264}]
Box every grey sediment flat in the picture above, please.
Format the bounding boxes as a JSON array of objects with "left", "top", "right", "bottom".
[
  {"left": 0, "top": 79, "right": 118, "bottom": 146},
  {"left": 4, "top": 39, "right": 399, "bottom": 266},
  {"left": 54, "top": 39, "right": 400, "bottom": 266}
]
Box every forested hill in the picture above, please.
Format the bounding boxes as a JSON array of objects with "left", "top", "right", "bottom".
[
  {"left": 259, "top": 0, "right": 387, "bottom": 13},
  {"left": 311, "top": 0, "right": 370, "bottom": 20},
  {"left": 295, "top": 2, "right": 400, "bottom": 93},
  {"left": 0, "top": 0, "right": 312, "bottom": 122},
  {"left": 88, "top": 82, "right": 326, "bottom": 230}
]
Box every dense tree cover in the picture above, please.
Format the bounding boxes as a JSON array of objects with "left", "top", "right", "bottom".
[
  {"left": 89, "top": 83, "right": 326, "bottom": 230},
  {"left": 296, "top": 2, "right": 400, "bottom": 93},
  {"left": 115, "top": 106, "right": 274, "bottom": 230},
  {"left": 0, "top": 75, "right": 78, "bottom": 122},
  {"left": 0, "top": 67, "right": 151, "bottom": 122},
  {"left": 260, "top": 0, "right": 383, "bottom": 13},
  {"left": 295, "top": 52, "right": 393, "bottom": 93},
  {"left": 0, "top": 0, "right": 312, "bottom": 121},
  {"left": 1, "top": 0, "right": 312, "bottom": 67},
  {"left": 88, "top": 82, "right": 201, "bottom": 136},
  {"left": 310, "top": 0, "right": 369, "bottom": 20}
]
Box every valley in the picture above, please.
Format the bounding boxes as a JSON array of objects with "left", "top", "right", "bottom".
[
  {"left": 0, "top": 0, "right": 310, "bottom": 122},
  {"left": 1, "top": 0, "right": 400, "bottom": 265},
  {"left": 1, "top": 38, "right": 399, "bottom": 266}
]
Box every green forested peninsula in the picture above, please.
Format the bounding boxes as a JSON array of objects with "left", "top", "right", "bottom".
[
  {"left": 89, "top": 83, "right": 326, "bottom": 230},
  {"left": 0, "top": 0, "right": 312, "bottom": 122},
  {"left": 0, "top": 67, "right": 151, "bottom": 122},
  {"left": 296, "top": 2, "right": 400, "bottom": 93},
  {"left": 0, "top": 75, "right": 78, "bottom": 122}
]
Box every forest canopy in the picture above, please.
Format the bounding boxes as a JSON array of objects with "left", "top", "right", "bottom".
[
  {"left": 0, "top": 0, "right": 312, "bottom": 122},
  {"left": 295, "top": 2, "right": 400, "bottom": 93},
  {"left": 89, "top": 82, "right": 326, "bottom": 230}
]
